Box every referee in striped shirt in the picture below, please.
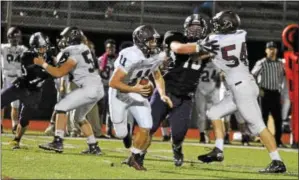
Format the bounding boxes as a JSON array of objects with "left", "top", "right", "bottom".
[{"left": 251, "top": 41, "right": 286, "bottom": 147}]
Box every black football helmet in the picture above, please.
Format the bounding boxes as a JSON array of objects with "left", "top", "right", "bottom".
[
  {"left": 133, "top": 25, "right": 160, "bottom": 56},
  {"left": 184, "top": 14, "right": 209, "bottom": 42},
  {"left": 59, "top": 26, "right": 84, "bottom": 48},
  {"left": 211, "top": 11, "right": 241, "bottom": 34},
  {"left": 29, "top": 32, "right": 47, "bottom": 55},
  {"left": 7, "top": 27, "right": 22, "bottom": 46}
]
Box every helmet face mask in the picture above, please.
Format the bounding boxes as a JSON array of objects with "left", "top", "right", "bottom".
[
  {"left": 59, "top": 27, "right": 84, "bottom": 48},
  {"left": 133, "top": 25, "right": 160, "bottom": 56},
  {"left": 29, "top": 32, "right": 47, "bottom": 56},
  {"left": 212, "top": 11, "right": 240, "bottom": 34},
  {"left": 184, "top": 14, "right": 208, "bottom": 41},
  {"left": 7, "top": 27, "right": 22, "bottom": 46}
]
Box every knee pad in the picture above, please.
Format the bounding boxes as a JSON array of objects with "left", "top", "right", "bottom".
[
  {"left": 78, "top": 119, "right": 89, "bottom": 127},
  {"left": 133, "top": 128, "right": 151, "bottom": 151}
]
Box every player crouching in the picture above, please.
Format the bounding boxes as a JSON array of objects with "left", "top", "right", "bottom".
[{"left": 109, "top": 25, "right": 172, "bottom": 170}]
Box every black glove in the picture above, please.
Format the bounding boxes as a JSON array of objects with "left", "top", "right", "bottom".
[{"left": 197, "top": 37, "right": 220, "bottom": 55}]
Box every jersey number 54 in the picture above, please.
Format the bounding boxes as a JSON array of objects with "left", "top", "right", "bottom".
[{"left": 221, "top": 42, "right": 248, "bottom": 68}]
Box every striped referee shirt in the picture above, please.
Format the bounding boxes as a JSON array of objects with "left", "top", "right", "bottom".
[{"left": 251, "top": 57, "right": 285, "bottom": 91}]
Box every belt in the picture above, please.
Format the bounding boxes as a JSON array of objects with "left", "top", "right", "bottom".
[
  {"left": 235, "top": 81, "right": 242, "bottom": 86},
  {"left": 7, "top": 75, "right": 18, "bottom": 78}
]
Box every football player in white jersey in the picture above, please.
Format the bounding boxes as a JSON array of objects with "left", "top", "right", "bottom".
[
  {"left": 1, "top": 27, "right": 28, "bottom": 133},
  {"left": 35, "top": 27, "right": 104, "bottom": 155},
  {"left": 194, "top": 60, "right": 221, "bottom": 143},
  {"left": 109, "top": 25, "right": 172, "bottom": 170},
  {"left": 196, "top": 11, "right": 286, "bottom": 173}
]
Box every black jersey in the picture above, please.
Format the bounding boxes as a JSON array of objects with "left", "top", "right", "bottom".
[
  {"left": 163, "top": 31, "right": 206, "bottom": 96},
  {"left": 13, "top": 51, "right": 51, "bottom": 91}
]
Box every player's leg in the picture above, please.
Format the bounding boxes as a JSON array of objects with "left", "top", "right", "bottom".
[
  {"left": 233, "top": 81, "right": 286, "bottom": 173},
  {"left": 234, "top": 111, "right": 251, "bottom": 146},
  {"left": 196, "top": 91, "right": 208, "bottom": 143},
  {"left": 126, "top": 100, "right": 153, "bottom": 171},
  {"left": 39, "top": 85, "right": 104, "bottom": 153},
  {"left": 135, "top": 89, "right": 168, "bottom": 168},
  {"left": 269, "top": 93, "right": 285, "bottom": 147},
  {"left": 281, "top": 93, "right": 291, "bottom": 133},
  {"left": 161, "top": 118, "right": 170, "bottom": 141},
  {"left": 167, "top": 95, "right": 193, "bottom": 167},
  {"left": 198, "top": 92, "right": 237, "bottom": 163},
  {"left": 10, "top": 89, "right": 42, "bottom": 149},
  {"left": 10, "top": 100, "right": 19, "bottom": 134},
  {"left": 261, "top": 89, "right": 271, "bottom": 128},
  {"left": 86, "top": 103, "right": 102, "bottom": 137},
  {"left": 75, "top": 103, "right": 102, "bottom": 155}
]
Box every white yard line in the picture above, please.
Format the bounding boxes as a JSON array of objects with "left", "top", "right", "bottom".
[{"left": 1, "top": 134, "right": 298, "bottom": 153}]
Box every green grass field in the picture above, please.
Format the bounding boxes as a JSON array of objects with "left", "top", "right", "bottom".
[{"left": 1, "top": 132, "right": 298, "bottom": 179}]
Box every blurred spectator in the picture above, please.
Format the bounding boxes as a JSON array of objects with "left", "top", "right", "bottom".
[
  {"left": 251, "top": 41, "right": 286, "bottom": 148},
  {"left": 193, "top": 1, "right": 213, "bottom": 17},
  {"left": 98, "top": 39, "right": 117, "bottom": 138}
]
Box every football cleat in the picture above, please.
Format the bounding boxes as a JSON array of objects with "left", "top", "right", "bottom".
[
  {"left": 172, "top": 144, "right": 184, "bottom": 167},
  {"left": 81, "top": 142, "right": 102, "bottom": 155},
  {"left": 126, "top": 153, "right": 147, "bottom": 171},
  {"left": 259, "top": 160, "right": 287, "bottom": 173},
  {"left": 38, "top": 136, "right": 63, "bottom": 153},
  {"left": 10, "top": 140, "right": 20, "bottom": 150},
  {"left": 198, "top": 147, "right": 224, "bottom": 163}
]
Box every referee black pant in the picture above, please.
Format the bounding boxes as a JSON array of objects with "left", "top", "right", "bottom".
[{"left": 261, "top": 88, "right": 283, "bottom": 145}]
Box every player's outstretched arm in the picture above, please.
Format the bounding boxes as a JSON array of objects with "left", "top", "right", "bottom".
[
  {"left": 34, "top": 56, "right": 76, "bottom": 78},
  {"left": 170, "top": 38, "right": 219, "bottom": 55},
  {"left": 109, "top": 67, "right": 151, "bottom": 96},
  {"left": 153, "top": 69, "right": 173, "bottom": 108}
]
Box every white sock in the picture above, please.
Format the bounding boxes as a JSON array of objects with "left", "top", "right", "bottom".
[
  {"left": 55, "top": 129, "right": 65, "bottom": 139},
  {"left": 130, "top": 147, "right": 142, "bottom": 154},
  {"left": 87, "top": 135, "right": 96, "bottom": 144},
  {"left": 161, "top": 127, "right": 169, "bottom": 136},
  {"left": 215, "top": 138, "right": 224, "bottom": 151},
  {"left": 269, "top": 150, "right": 282, "bottom": 161}
]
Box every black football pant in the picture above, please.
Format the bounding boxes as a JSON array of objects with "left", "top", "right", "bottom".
[
  {"left": 1, "top": 85, "right": 42, "bottom": 127},
  {"left": 261, "top": 88, "right": 283, "bottom": 145},
  {"left": 150, "top": 89, "right": 192, "bottom": 146}
]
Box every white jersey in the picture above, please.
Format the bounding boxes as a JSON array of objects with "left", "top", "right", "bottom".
[
  {"left": 197, "top": 61, "right": 220, "bottom": 95},
  {"left": 209, "top": 30, "right": 254, "bottom": 86},
  {"left": 57, "top": 43, "right": 102, "bottom": 87},
  {"left": 1, "top": 43, "right": 28, "bottom": 77},
  {"left": 112, "top": 45, "right": 164, "bottom": 103},
  {"left": 114, "top": 45, "right": 164, "bottom": 85}
]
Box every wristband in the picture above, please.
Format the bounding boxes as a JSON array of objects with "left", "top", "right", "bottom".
[
  {"left": 42, "top": 62, "right": 49, "bottom": 69},
  {"left": 196, "top": 43, "right": 201, "bottom": 53}
]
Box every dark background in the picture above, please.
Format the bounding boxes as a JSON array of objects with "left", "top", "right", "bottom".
[{"left": 1, "top": 26, "right": 284, "bottom": 121}]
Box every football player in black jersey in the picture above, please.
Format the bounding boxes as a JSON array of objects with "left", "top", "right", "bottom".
[
  {"left": 140, "top": 14, "right": 219, "bottom": 167},
  {"left": 1, "top": 32, "right": 53, "bottom": 149}
]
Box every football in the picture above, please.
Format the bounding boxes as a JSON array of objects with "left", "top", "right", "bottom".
[{"left": 139, "top": 78, "right": 150, "bottom": 85}]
